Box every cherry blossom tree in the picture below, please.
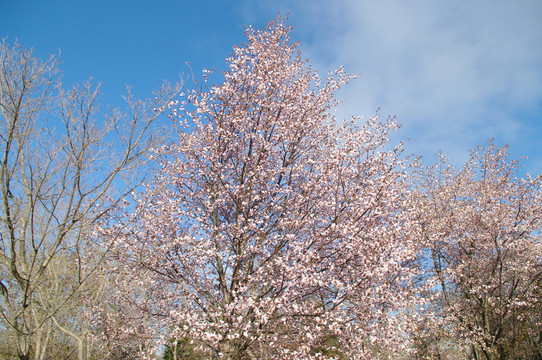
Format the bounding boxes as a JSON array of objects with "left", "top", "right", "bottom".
[
  {"left": 416, "top": 142, "right": 542, "bottom": 359},
  {"left": 112, "top": 18, "right": 421, "bottom": 359}
]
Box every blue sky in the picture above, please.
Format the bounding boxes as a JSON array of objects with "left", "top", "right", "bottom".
[{"left": 2, "top": 0, "right": 542, "bottom": 174}]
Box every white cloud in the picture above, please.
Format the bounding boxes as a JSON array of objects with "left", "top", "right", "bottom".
[{"left": 246, "top": 0, "right": 542, "bottom": 170}]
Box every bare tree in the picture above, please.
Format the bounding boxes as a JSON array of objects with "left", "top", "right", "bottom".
[{"left": 0, "top": 40, "right": 183, "bottom": 360}]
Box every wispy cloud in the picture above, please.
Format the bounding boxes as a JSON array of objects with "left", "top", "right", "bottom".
[{"left": 247, "top": 0, "right": 542, "bottom": 171}]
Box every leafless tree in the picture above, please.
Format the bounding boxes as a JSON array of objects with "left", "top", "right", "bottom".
[{"left": 0, "top": 40, "right": 183, "bottom": 360}]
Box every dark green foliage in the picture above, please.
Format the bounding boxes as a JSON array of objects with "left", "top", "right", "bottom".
[
  {"left": 310, "top": 334, "right": 346, "bottom": 359},
  {"left": 163, "top": 337, "right": 208, "bottom": 360}
]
